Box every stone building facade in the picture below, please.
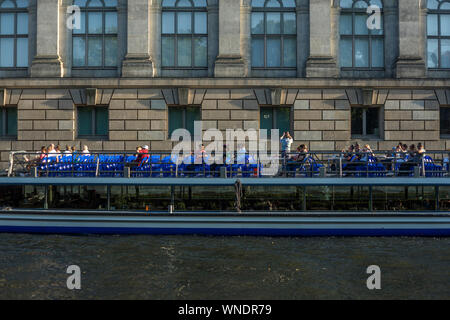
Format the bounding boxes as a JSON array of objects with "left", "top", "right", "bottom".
[{"left": 0, "top": 0, "right": 449, "bottom": 170}]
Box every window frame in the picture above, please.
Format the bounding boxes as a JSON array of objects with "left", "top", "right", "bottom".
[
  {"left": 161, "top": 0, "right": 208, "bottom": 70},
  {"left": 72, "top": 0, "right": 118, "bottom": 70},
  {"left": 76, "top": 106, "right": 109, "bottom": 140},
  {"left": 339, "top": 0, "right": 385, "bottom": 71},
  {"left": 259, "top": 106, "right": 293, "bottom": 138},
  {"left": 251, "top": 0, "right": 297, "bottom": 70},
  {"left": 351, "top": 106, "right": 382, "bottom": 140},
  {"left": 168, "top": 105, "right": 202, "bottom": 137},
  {"left": 0, "top": 106, "right": 17, "bottom": 139},
  {"left": 0, "top": 0, "right": 29, "bottom": 70},
  {"left": 427, "top": 0, "right": 450, "bottom": 70},
  {"left": 440, "top": 105, "right": 450, "bottom": 138}
]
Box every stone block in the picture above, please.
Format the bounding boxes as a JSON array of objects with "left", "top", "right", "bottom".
[
  {"left": 387, "top": 90, "right": 412, "bottom": 100},
  {"left": 103, "top": 141, "right": 125, "bottom": 151},
  {"left": 112, "top": 89, "right": 138, "bottom": 100},
  {"left": 151, "top": 120, "right": 167, "bottom": 130},
  {"left": 243, "top": 100, "right": 259, "bottom": 110},
  {"left": 322, "top": 131, "right": 350, "bottom": 141},
  {"left": 385, "top": 110, "right": 412, "bottom": 120},
  {"left": 138, "top": 89, "right": 164, "bottom": 99},
  {"left": 138, "top": 131, "right": 165, "bottom": 141},
  {"left": 110, "top": 110, "right": 138, "bottom": 120},
  {"left": 294, "top": 131, "right": 322, "bottom": 141},
  {"left": 384, "top": 100, "right": 399, "bottom": 110},
  {"left": 297, "top": 89, "right": 322, "bottom": 100},
  {"left": 110, "top": 131, "right": 137, "bottom": 141},
  {"left": 385, "top": 121, "right": 400, "bottom": 131},
  {"left": 18, "top": 100, "right": 33, "bottom": 110},
  {"left": 385, "top": 131, "right": 412, "bottom": 141},
  {"left": 310, "top": 100, "right": 334, "bottom": 110},
  {"left": 109, "top": 120, "right": 125, "bottom": 130},
  {"left": 294, "top": 100, "right": 309, "bottom": 110},
  {"left": 202, "top": 110, "right": 230, "bottom": 120},
  {"left": 21, "top": 89, "right": 46, "bottom": 100},
  {"left": 335, "top": 100, "right": 350, "bottom": 110},
  {"left": 310, "top": 121, "right": 334, "bottom": 131},
  {"left": 294, "top": 121, "right": 309, "bottom": 130},
  {"left": 202, "top": 100, "right": 217, "bottom": 110},
  {"left": 400, "top": 100, "right": 425, "bottom": 110},
  {"left": 412, "top": 111, "right": 439, "bottom": 120},
  {"left": 45, "top": 110, "right": 74, "bottom": 120},
  {"left": 413, "top": 131, "right": 439, "bottom": 141},
  {"left": 218, "top": 100, "right": 243, "bottom": 110},
  {"left": 230, "top": 110, "right": 258, "bottom": 120},
  {"left": 231, "top": 89, "right": 256, "bottom": 100},
  {"left": 59, "top": 120, "right": 74, "bottom": 130},
  {"left": 125, "top": 100, "right": 151, "bottom": 110},
  {"left": 34, "top": 100, "right": 58, "bottom": 110},
  {"left": 204, "top": 89, "right": 230, "bottom": 100},
  {"left": 33, "top": 120, "right": 58, "bottom": 130},
  {"left": 335, "top": 120, "right": 350, "bottom": 131},
  {"left": 125, "top": 120, "right": 151, "bottom": 131},
  {"left": 323, "top": 89, "right": 347, "bottom": 100},
  {"left": 151, "top": 100, "right": 167, "bottom": 110},
  {"left": 400, "top": 121, "right": 424, "bottom": 131},
  {"left": 322, "top": 110, "right": 349, "bottom": 120},
  {"left": 59, "top": 100, "right": 74, "bottom": 110},
  {"left": 294, "top": 110, "right": 321, "bottom": 120},
  {"left": 110, "top": 100, "right": 125, "bottom": 110},
  {"left": 46, "top": 89, "right": 71, "bottom": 100},
  {"left": 18, "top": 110, "right": 45, "bottom": 120}
]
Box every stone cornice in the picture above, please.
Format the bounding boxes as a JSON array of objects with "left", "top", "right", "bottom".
[{"left": 0, "top": 78, "right": 448, "bottom": 89}]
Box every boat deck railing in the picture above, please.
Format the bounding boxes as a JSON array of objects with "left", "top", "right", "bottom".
[{"left": 6, "top": 150, "right": 450, "bottom": 179}]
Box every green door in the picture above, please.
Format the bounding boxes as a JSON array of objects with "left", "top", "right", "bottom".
[{"left": 260, "top": 108, "right": 274, "bottom": 137}]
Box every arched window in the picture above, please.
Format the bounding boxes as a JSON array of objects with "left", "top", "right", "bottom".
[
  {"left": 339, "top": 0, "right": 384, "bottom": 70},
  {"left": 251, "top": 0, "right": 297, "bottom": 68},
  {"left": 427, "top": 0, "right": 450, "bottom": 69},
  {"left": 72, "top": 0, "right": 118, "bottom": 68},
  {"left": 161, "top": 0, "right": 208, "bottom": 68},
  {"left": 0, "top": 0, "right": 28, "bottom": 68}
]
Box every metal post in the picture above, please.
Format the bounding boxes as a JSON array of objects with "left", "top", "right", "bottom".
[
  {"left": 436, "top": 186, "right": 440, "bottom": 212},
  {"left": 7, "top": 152, "right": 14, "bottom": 177},
  {"left": 124, "top": 167, "right": 131, "bottom": 178},
  {"left": 107, "top": 185, "right": 111, "bottom": 211},
  {"left": 319, "top": 166, "right": 325, "bottom": 178},
  {"left": 339, "top": 154, "right": 343, "bottom": 178},
  {"left": 369, "top": 186, "right": 373, "bottom": 212},
  {"left": 414, "top": 166, "right": 420, "bottom": 178}
]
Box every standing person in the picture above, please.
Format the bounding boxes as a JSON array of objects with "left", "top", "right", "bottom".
[{"left": 280, "top": 132, "right": 293, "bottom": 158}]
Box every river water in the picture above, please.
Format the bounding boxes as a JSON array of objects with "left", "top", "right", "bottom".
[{"left": 0, "top": 234, "right": 449, "bottom": 300}]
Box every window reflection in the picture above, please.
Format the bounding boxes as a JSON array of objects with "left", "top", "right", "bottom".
[
  {"left": 72, "top": 0, "right": 118, "bottom": 68},
  {"left": 0, "top": 0, "right": 28, "bottom": 68},
  {"left": 162, "top": 0, "right": 208, "bottom": 68}
]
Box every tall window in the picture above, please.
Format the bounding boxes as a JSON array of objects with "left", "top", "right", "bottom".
[
  {"left": 0, "top": 0, "right": 28, "bottom": 68},
  {"left": 351, "top": 107, "right": 380, "bottom": 138},
  {"left": 251, "top": 0, "right": 297, "bottom": 69},
  {"left": 260, "top": 107, "right": 291, "bottom": 137},
  {"left": 77, "top": 106, "right": 108, "bottom": 138},
  {"left": 169, "top": 106, "right": 201, "bottom": 136},
  {"left": 0, "top": 107, "right": 17, "bottom": 138},
  {"left": 441, "top": 106, "right": 450, "bottom": 137},
  {"left": 427, "top": 0, "right": 450, "bottom": 69},
  {"left": 339, "top": 0, "right": 384, "bottom": 70},
  {"left": 72, "top": 0, "right": 118, "bottom": 68},
  {"left": 161, "top": 0, "right": 208, "bottom": 68}
]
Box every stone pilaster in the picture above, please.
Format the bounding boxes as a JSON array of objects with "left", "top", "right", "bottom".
[
  {"left": 149, "top": 0, "right": 162, "bottom": 77},
  {"left": 214, "top": 0, "right": 245, "bottom": 77},
  {"left": 122, "top": 0, "right": 153, "bottom": 77},
  {"left": 30, "top": 0, "right": 63, "bottom": 77},
  {"left": 240, "top": 0, "right": 251, "bottom": 77},
  {"left": 207, "top": 0, "right": 219, "bottom": 77},
  {"left": 296, "top": 0, "right": 309, "bottom": 77},
  {"left": 395, "top": 0, "right": 426, "bottom": 78},
  {"left": 306, "top": 0, "right": 338, "bottom": 78}
]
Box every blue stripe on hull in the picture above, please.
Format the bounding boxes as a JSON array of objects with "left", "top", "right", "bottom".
[{"left": 1, "top": 226, "right": 450, "bottom": 237}]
